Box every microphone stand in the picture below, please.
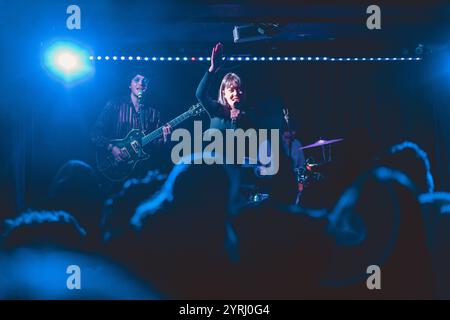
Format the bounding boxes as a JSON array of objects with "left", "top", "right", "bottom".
[{"left": 283, "top": 108, "right": 292, "bottom": 158}]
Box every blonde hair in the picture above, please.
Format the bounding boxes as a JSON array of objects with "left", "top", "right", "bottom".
[{"left": 218, "top": 73, "right": 242, "bottom": 107}]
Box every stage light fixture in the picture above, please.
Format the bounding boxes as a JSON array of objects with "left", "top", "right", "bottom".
[{"left": 43, "top": 41, "right": 93, "bottom": 85}]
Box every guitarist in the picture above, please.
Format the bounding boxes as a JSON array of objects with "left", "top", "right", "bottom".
[{"left": 91, "top": 71, "right": 171, "bottom": 180}]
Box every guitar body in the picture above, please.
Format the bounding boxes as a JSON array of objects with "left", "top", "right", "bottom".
[
  {"left": 96, "top": 103, "right": 204, "bottom": 182},
  {"left": 96, "top": 129, "right": 150, "bottom": 181}
]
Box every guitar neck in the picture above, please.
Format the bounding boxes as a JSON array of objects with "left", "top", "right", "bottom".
[{"left": 141, "top": 108, "right": 195, "bottom": 146}]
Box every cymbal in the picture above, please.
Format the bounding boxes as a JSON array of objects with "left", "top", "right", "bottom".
[{"left": 300, "top": 138, "right": 343, "bottom": 150}]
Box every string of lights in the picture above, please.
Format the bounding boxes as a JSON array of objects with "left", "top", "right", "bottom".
[{"left": 89, "top": 55, "right": 422, "bottom": 62}]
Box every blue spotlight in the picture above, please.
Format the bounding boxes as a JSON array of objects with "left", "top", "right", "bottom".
[{"left": 43, "top": 41, "right": 93, "bottom": 84}]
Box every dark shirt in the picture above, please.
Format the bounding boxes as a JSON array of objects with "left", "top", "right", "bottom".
[
  {"left": 196, "top": 71, "right": 251, "bottom": 131},
  {"left": 91, "top": 96, "right": 161, "bottom": 151}
]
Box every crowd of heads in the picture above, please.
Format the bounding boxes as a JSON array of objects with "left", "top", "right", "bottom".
[{"left": 0, "top": 141, "right": 448, "bottom": 299}]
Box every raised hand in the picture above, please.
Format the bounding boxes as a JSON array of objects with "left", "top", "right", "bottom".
[{"left": 209, "top": 42, "right": 224, "bottom": 73}]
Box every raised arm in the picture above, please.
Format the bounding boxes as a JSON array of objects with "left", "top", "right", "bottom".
[{"left": 195, "top": 43, "right": 225, "bottom": 115}]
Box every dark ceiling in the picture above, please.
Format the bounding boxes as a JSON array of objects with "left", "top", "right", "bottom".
[{"left": 4, "top": 1, "right": 450, "bottom": 56}]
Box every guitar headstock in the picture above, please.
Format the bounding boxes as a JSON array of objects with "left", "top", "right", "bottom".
[{"left": 189, "top": 103, "right": 205, "bottom": 116}]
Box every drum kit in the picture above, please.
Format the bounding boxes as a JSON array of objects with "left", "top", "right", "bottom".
[
  {"left": 294, "top": 137, "right": 343, "bottom": 204},
  {"left": 240, "top": 137, "right": 344, "bottom": 206}
]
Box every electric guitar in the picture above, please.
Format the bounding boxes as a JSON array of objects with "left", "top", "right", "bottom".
[{"left": 96, "top": 103, "right": 204, "bottom": 181}]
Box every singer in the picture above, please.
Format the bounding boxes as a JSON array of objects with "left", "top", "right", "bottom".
[
  {"left": 196, "top": 43, "right": 251, "bottom": 131},
  {"left": 91, "top": 71, "right": 171, "bottom": 173}
]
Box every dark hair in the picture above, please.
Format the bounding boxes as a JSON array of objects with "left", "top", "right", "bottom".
[
  {"left": 377, "top": 141, "right": 435, "bottom": 194},
  {"left": 1, "top": 210, "right": 87, "bottom": 250},
  {"left": 48, "top": 160, "right": 102, "bottom": 234},
  {"left": 127, "top": 69, "right": 150, "bottom": 86}
]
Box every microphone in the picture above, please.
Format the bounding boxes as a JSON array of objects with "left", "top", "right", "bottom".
[
  {"left": 137, "top": 89, "right": 143, "bottom": 100},
  {"left": 231, "top": 102, "right": 244, "bottom": 129}
]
